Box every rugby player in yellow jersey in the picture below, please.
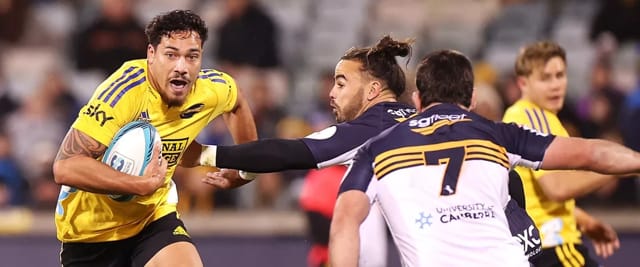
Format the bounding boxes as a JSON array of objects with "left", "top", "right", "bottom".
[
  {"left": 52, "top": 10, "right": 257, "bottom": 267},
  {"left": 503, "top": 41, "right": 620, "bottom": 266}
]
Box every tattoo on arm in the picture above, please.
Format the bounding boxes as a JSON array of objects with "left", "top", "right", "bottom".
[{"left": 55, "top": 129, "right": 107, "bottom": 161}]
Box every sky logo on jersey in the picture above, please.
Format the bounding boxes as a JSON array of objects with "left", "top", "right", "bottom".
[
  {"left": 435, "top": 203, "right": 496, "bottom": 224},
  {"left": 415, "top": 212, "right": 433, "bottom": 229},
  {"left": 84, "top": 103, "right": 114, "bottom": 127},
  {"left": 180, "top": 103, "right": 204, "bottom": 119}
]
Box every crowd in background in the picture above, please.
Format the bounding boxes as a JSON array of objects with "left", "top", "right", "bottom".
[{"left": 0, "top": 0, "right": 639, "bottom": 214}]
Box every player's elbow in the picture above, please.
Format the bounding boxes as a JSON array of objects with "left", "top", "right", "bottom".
[
  {"left": 538, "top": 177, "right": 573, "bottom": 201},
  {"left": 544, "top": 187, "right": 573, "bottom": 202},
  {"left": 52, "top": 160, "right": 71, "bottom": 185}
]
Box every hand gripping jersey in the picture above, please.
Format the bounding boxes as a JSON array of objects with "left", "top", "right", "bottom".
[
  {"left": 55, "top": 59, "right": 239, "bottom": 242},
  {"left": 340, "top": 104, "right": 555, "bottom": 266},
  {"left": 503, "top": 99, "right": 580, "bottom": 248}
]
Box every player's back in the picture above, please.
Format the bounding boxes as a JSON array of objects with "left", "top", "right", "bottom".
[{"left": 367, "top": 103, "right": 529, "bottom": 266}]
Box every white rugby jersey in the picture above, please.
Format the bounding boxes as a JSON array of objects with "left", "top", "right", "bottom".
[{"left": 340, "top": 103, "right": 555, "bottom": 266}]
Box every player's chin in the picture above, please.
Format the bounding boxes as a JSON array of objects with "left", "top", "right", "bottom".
[{"left": 166, "top": 95, "right": 186, "bottom": 107}]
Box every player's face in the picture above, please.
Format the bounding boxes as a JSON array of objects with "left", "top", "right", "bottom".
[
  {"left": 147, "top": 31, "right": 202, "bottom": 107},
  {"left": 330, "top": 60, "right": 368, "bottom": 123},
  {"left": 520, "top": 56, "right": 567, "bottom": 113}
]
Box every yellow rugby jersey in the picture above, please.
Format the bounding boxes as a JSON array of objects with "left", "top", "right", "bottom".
[
  {"left": 55, "top": 59, "right": 238, "bottom": 242},
  {"left": 503, "top": 99, "right": 581, "bottom": 247}
]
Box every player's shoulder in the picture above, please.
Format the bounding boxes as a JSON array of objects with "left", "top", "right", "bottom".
[
  {"left": 503, "top": 99, "right": 534, "bottom": 123},
  {"left": 93, "top": 59, "right": 148, "bottom": 107},
  {"left": 196, "top": 68, "right": 236, "bottom": 88}
]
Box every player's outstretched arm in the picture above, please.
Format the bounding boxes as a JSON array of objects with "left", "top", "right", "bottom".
[
  {"left": 53, "top": 128, "right": 166, "bottom": 196},
  {"left": 541, "top": 136, "right": 640, "bottom": 175},
  {"left": 575, "top": 207, "right": 620, "bottom": 258},
  {"left": 534, "top": 171, "right": 616, "bottom": 202},
  {"left": 329, "top": 190, "right": 370, "bottom": 267}
]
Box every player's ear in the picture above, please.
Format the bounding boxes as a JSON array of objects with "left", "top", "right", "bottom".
[
  {"left": 147, "top": 44, "right": 156, "bottom": 63},
  {"left": 367, "top": 80, "right": 382, "bottom": 101},
  {"left": 411, "top": 91, "right": 422, "bottom": 110},
  {"left": 516, "top": 75, "right": 528, "bottom": 94}
]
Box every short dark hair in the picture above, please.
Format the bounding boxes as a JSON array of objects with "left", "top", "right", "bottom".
[
  {"left": 341, "top": 35, "right": 413, "bottom": 97},
  {"left": 415, "top": 50, "right": 474, "bottom": 107},
  {"left": 515, "top": 41, "right": 566, "bottom": 77},
  {"left": 145, "top": 10, "right": 208, "bottom": 47}
]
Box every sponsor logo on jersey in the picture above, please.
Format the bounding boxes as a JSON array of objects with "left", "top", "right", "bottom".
[
  {"left": 415, "top": 211, "right": 433, "bottom": 229},
  {"left": 408, "top": 113, "right": 469, "bottom": 128},
  {"left": 387, "top": 108, "right": 416, "bottom": 118},
  {"left": 513, "top": 224, "right": 542, "bottom": 257},
  {"left": 83, "top": 103, "right": 114, "bottom": 126},
  {"left": 180, "top": 103, "right": 205, "bottom": 119},
  {"left": 435, "top": 203, "right": 496, "bottom": 224},
  {"left": 162, "top": 137, "right": 189, "bottom": 167}
]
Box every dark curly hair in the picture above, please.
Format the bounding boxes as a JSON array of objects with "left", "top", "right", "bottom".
[
  {"left": 415, "top": 50, "right": 474, "bottom": 108},
  {"left": 341, "top": 35, "right": 413, "bottom": 97},
  {"left": 145, "top": 10, "right": 208, "bottom": 47}
]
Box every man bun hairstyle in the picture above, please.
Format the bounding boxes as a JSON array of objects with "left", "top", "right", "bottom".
[
  {"left": 145, "top": 10, "right": 208, "bottom": 47},
  {"left": 341, "top": 35, "right": 414, "bottom": 97}
]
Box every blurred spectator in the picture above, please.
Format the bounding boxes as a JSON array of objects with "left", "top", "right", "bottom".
[
  {"left": 0, "top": 132, "right": 27, "bottom": 207},
  {"left": 617, "top": 80, "right": 640, "bottom": 205},
  {"left": 590, "top": 0, "right": 640, "bottom": 44},
  {"left": 5, "top": 71, "right": 70, "bottom": 209},
  {"left": 0, "top": 0, "right": 30, "bottom": 45},
  {"left": 247, "top": 76, "right": 287, "bottom": 139},
  {"left": 0, "top": 69, "right": 20, "bottom": 130},
  {"left": 473, "top": 61, "right": 504, "bottom": 120},
  {"left": 304, "top": 69, "right": 335, "bottom": 131},
  {"left": 575, "top": 57, "right": 625, "bottom": 138},
  {"left": 214, "top": 0, "right": 280, "bottom": 71},
  {"left": 299, "top": 165, "right": 347, "bottom": 267},
  {"left": 73, "top": 0, "right": 147, "bottom": 75}
]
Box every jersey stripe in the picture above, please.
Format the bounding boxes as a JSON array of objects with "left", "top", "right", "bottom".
[
  {"left": 109, "top": 77, "right": 146, "bottom": 107},
  {"left": 567, "top": 243, "right": 585, "bottom": 265},
  {"left": 539, "top": 108, "right": 551, "bottom": 134},
  {"left": 102, "top": 68, "right": 145, "bottom": 103},
  {"left": 97, "top": 66, "right": 137, "bottom": 100},
  {"left": 561, "top": 243, "right": 580, "bottom": 267},
  {"left": 532, "top": 109, "right": 546, "bottom": 134},
  {"left": 554, "top": 245, "right": 573, "bottom": 267},
  {"left": 410, "top": 119, "right": 472, "bottom": 135},
  {"left": 524, "top": 109, "right": 536, "bottom": 130},
  {"left": 373, "top": 140, "right": 510, "bottom": 179}
]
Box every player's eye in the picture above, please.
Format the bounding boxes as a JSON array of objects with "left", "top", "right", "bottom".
[
  {"left": 165, "top": 53, "right": 176, "bottom": 59},
  {"left": 188, "top": 54, "right": 200, "bottom": 60}
]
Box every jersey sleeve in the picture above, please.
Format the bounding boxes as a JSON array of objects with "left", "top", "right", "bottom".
[
  {"left": 301, "top": 121, "right": 380, "bottom": 168},
  {"left": 339, "top": 145, "right": 375, "bottom": 201},
  {"left": 211, "top": 72, "right": 239, "bottom": 114},
  {"left": 72, "top": 63, "right": 146, "bottom": 146},
  {"left": 495, "top": 122, "right": 555, "bottom": 170}
]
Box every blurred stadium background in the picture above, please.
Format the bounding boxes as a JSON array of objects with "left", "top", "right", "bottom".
[{"left": 0, "top": 0, "right": 639, "bottom": 266}]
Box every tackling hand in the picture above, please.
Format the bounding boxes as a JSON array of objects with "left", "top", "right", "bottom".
[{"left": 201, "top": 168, "right": 255, "bottom": 189}]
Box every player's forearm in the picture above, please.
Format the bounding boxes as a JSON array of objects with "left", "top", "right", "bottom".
[
  {"left": 544, "top": 137, "right": 640, "bottom": 175},
  {"left": 587, "top": 138, "right": 640, "bottom": 174},
  {"left": 215, "top": 139, "right": 318, "bottom": 172},
  {"left": 53, "top": 157, "right": 154, "bottom": 195},
  {"left": 537, "top": 171, "right": 615, "bottom": 201}
]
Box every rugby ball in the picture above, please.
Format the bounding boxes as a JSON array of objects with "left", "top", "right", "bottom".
[{"left": 102, "top": 120, "right": 161, "bottom": 201}]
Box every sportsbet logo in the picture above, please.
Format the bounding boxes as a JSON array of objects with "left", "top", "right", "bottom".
[
  {"left": 83, "top": 103, "right": 114, "bottom": 126},
  {"left": 162, "top": 137, "right": 189, "bottom": 167}
]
